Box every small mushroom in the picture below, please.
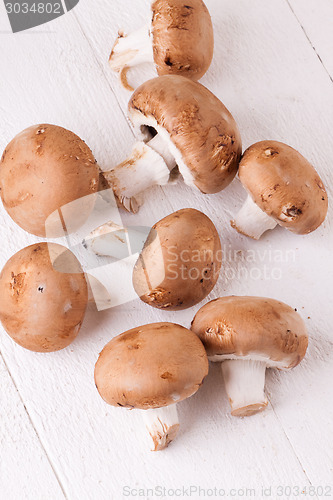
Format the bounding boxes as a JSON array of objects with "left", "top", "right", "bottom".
[
  {"left": 0, "top": 124, "right": 100, "bottom": 237},
  {"left": 133, "top": 208, "right": 222, "bottom": 310},
  {"left": 94, "top": 322, "right": 208, "bottom": 450},
  {"left": 191, "top": 296, "right": 308, "bottom": 416},
  {"left": 231, "top": 141, "right": 328, "bottom": 239},
  {"left": 109, "top": 0, "right": 214, "bottom": 90},
  {"left": 102, "top": 75, "right": 242, "bottom": 212},
  {"left": 0, "top": 243, "right": 88, "bottom": 352}
]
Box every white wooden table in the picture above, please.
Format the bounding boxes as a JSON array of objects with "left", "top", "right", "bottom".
[{"left": 0, "top": 1, "right": 333, "bottom": 499}]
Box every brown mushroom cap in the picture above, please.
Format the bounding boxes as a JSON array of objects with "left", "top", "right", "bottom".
[
  {"left": 151, "top": 0, "right": 214, "bottom": 81},
  {"left": 129, "top": 75, "right": 242, "bottom": 193},
  {"left": 133, "top": 208, "right": 221, "bottom": 310},
  {"left": 239, "top": 141, "right": 328, "bottom": 234},
  {"left": 191, "top": 296, "right": 308, "bottom": 369},
  {"left": 0, "top": 243, "right": 88, "bottom": 352},
  {"left": 94, "top": 322, "right": 208, "bottom": 409},
  {"left": 0, "top": 124, "right": 99, "bottom": 237}
]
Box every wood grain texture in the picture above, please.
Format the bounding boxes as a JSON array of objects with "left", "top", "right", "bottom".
[
  {"left": 0, "top": 0, "right": 332, "bottom": 498},
  {"left": 0, "top": 355, "right": 65, "bottom": 499}
]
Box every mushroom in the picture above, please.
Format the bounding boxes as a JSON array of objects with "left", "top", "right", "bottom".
[
  {"left": 109, "top": 0, "right": 214, "bottom": 90},
  {"left": 231, "top": 141, "right": 328, "bottom": 239},
  {"left": 0, "top": 124, "right": 100, "bottom": 237},
  {"left": 0, "top": 243, "right": 88, "bottom": 352},
  {"left": 191, "top": 296, "right": 308, "bottom": 416},
  {"left": 132, "top": 208, "right": 222, "bottom": 310},
  {"left": 94, "top": 322, "right": 208, "bottom": 450},
  {"left": 101, "top": 75, "right": 242, "bottom": 212}
]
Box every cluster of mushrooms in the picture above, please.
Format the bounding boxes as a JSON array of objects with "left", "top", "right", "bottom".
[{"left": 0, "top": 0, "right": 328, "bottom": 451}]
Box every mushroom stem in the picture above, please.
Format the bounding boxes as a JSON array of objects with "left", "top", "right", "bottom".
[
  {"left": 231, "top": 195, "right": 277, "bottom": 239},
  {"left": 141, "top": 404, "right": 180, "bottom": 451},
  {"left": 109, "top": 25, "right": 154, "bottom": 88},
  {"left": 101, "top": 134, "right": 176, "bottom": 213},
  {"left": 221, "top": 359, "right": 268, "bottom": 416},
  {"left": 83, "top": 221, "right": 150, "bottom": 260},
  {"left": 83, "top": 222, "right": 128, "bottom": 259}
]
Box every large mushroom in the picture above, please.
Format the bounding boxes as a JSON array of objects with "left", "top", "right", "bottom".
[
  {"left": 0, "top": 124, "right": 100, "bottom": 237},
  {"left": 191, "top": 296, "right": 308, "bottom": 416},
  {"left": 109, "top": 0, "right": 214, "bottom": 90},
  {"left": 231, "top": 141, "right": 328, "bottom": 239},
  {"left": 0, "top": 243, "right": 88, "bottom": 352},
  {"left": 101, "top": 75, "right": 242, "bottom": 212},
  {"left": 132, "top": 208, "right": 222, "bottom": 310},
  {"left": 94, "top": 322, "right": 208, "bottom": 450}
]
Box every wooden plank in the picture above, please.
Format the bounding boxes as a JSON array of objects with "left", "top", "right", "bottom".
[
  {"left": 0, "top": 354, "right": 65, "bottom": 500},
  {"left": 0, "top": 0, "right": 332, "bottom": 497},
  {"left": 287, "top": 0, "right": 333, "bottom": 81}
]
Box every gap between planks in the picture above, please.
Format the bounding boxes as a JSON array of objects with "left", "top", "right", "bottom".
[
  {"left": 72, "top": 10, "right": 136, "bottom": 138},
  {"left": 267, "top": 394, "right": 315, "bottom": 491},
  {"left": 0, "top": 350, "right": 69, "bottom": 500},
  {"left": 285, "top": 0, "right": 333, "bottom": 84}
]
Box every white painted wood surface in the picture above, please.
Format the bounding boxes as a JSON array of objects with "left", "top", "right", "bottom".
[
  {"left": 288, "top": 0, "right": 333, "bottom": 81},
  {"left": 0, "top": 1, "right": 332, "bottom": 499}
]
